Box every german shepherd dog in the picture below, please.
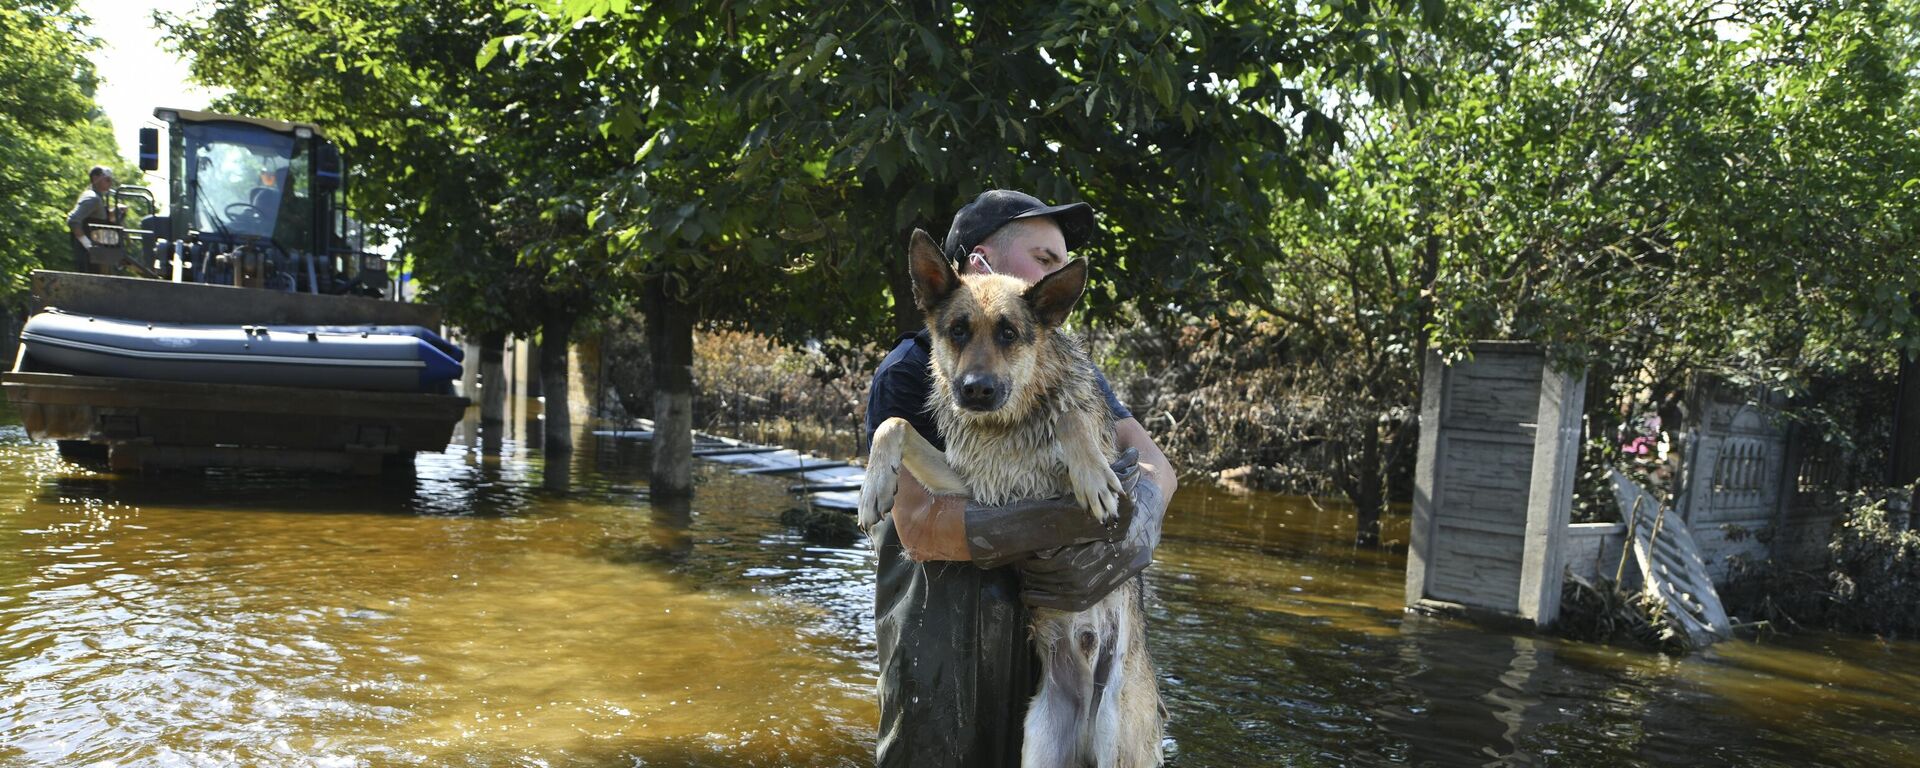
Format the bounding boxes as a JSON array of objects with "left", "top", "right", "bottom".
[{"left": 859, "top": 230, "right": 1163, "bottom": 767}]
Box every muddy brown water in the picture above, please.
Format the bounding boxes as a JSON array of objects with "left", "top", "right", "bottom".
[{"left": 0, "top": 407, "right": 1916, "bottom": 766}]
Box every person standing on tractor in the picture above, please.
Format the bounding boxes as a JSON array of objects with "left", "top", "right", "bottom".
[{"left": 65, "top": 166, "right": 117, "bottom": 273}]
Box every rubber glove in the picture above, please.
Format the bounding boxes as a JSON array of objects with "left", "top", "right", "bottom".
[
  {"left": 1017, "top": 470, "right": 1166, "bottom": 612},
  {"left": 965, "top": 448, "right": 1141, "bottom": 569}
]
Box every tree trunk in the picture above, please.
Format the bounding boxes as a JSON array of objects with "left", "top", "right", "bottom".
[
  {"left": 886, "top": 225, "right": 918, "bottom": 336},
  {"left": 479, "top": 330, "right": 508, "bottom": 425},
  {"left": 460, "top": 336, "right": 481, "bottom": 402},
  {"left": 1410, "top": 217, "right": 1442, "bottom": 372},
  {"left": 1893, "top": 322, "right": 1920, "bottom": 488},
  {"left": 1353, "top": 419, "right": 1384, "bottom": 547},
  {"left": 646, "top": 276, "right": 696, "bottom": 498},
  {"left": 541, "top": 309, "right": 576, "bottom": 455}
]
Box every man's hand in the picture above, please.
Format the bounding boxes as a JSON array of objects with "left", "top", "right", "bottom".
[{"left": 1018, "top": 464, "right": 1168, "bottom": 612}]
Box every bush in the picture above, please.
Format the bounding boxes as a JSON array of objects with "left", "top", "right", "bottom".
[
  {"left": 601, "top": 316, "right": 872, "bottom": 458},
  {"left": 1721, "top": 489, "right": 1920, "bottom": 640},
  {"left": 1100, "top": 313, "right": 1416, "bottom": 500},
  {"left": 1824, "top": 492, "right": 1920, "bottom": 637}
]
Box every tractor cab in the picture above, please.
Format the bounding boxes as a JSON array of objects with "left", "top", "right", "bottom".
[{"left": 109, "top": 108, "right": 388, "bottom": 297}]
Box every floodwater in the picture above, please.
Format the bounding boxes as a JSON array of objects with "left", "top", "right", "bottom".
[{"left": 0, "top": 408, "right": 1917, "bottom": 766}]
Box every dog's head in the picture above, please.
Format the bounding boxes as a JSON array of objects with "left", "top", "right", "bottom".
[{"left": 905, "top": 228, "right": 1087, "bottom": 419}]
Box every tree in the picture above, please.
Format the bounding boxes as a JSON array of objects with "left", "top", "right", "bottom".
[
  {"left": 485, "top": 0, "right": 1439, "bottom": 492},
  {"left": 0, "top": 1, "right": 126, "bottom": 301},
  {"left": 163, "top": 0, "right": 622, "bottom": 452},
  {"left": 1268, "top": 0, "right": 1920, "bottom": 541}
]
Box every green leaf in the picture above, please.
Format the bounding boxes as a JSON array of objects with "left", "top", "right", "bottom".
[
  {"left": 798, "top": 33, "right": 840, "bottom": 81},
  {"left": 563, "top": 0, "right": 599, "bottom": 21},
  {"left": 915, "top": 24, "right": 943, "bottom": 68},
  {"left": 1149, "top": 64, "right": 1176, "bottom": 109},
  {"left": 475, "top": 37, "right": 502, "bottom": 70},
  {"left": 633, "top": 130, "right": 664, "bottom": 163}
]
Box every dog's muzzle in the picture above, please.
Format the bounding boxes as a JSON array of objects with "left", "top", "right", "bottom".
[{"left": 957, "top": 371, "right": 1009, "bottom": 412}]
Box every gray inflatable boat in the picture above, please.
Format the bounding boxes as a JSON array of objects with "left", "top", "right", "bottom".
[{"left": 19, "top": 311, "right": 462, "bottom": 392}]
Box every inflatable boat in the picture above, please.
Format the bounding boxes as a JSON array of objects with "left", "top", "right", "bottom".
[{"left": 19, "top": 311, "right": 461, "bottom": 393}]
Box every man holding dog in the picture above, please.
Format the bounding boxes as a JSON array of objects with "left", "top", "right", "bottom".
[{"left": 865, "top": 190, "right": 1177, "bottom": 766}]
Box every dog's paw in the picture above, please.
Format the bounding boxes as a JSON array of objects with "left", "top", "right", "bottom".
[
  {"left": 1072, "top": 461, "right": 1124, "bottom": 524},
  {"left": 857, "top": 459, "right": 898, "bottom": 532},
  {"left": 857, "top": 420, "right": 906, "bottom": 532}
]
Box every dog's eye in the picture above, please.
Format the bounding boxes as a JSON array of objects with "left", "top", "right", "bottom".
[
  {"left": 948, "top": 321, "right": 969, "bottom": 341},
  {"left": 997, "top": 324, "right": 1018, "bottom": 343}
]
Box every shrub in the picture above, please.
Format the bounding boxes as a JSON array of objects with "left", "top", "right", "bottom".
[{"left": 1721, "top": 489, "right": 1920, "bottom": 640}]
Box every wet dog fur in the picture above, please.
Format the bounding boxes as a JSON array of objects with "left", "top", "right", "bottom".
[{"left": 859, "top": 230, "right": 1164, "bottom": 767}]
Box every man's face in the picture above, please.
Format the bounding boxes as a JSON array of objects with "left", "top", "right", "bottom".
[
  {"left": 92, "top": 175, "right": 114, "bottom": 192},
  {"left": 978, "top": 217, "right": 1069, "bottom": 284}
]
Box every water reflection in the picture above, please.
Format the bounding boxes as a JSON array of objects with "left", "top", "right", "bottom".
[
  {"left": 1, "top": 407, "right": 1918, "bottom": 766},
  {"left": 648, "top": 495, "right": 696, "bottom": 562},
  {"left": 1371, "top": 628, "right": 1547, "bottom": 765},
  {"left": 541, "top": 449, "right": 572, "bottom": 493},
  {"left": 0, "top": 413, "right": 874, "bottom": 766}
]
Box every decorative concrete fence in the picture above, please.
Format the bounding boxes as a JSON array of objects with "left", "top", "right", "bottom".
[
  {"left": 1405, "top": 343, "right": 1586, "bottom": 628},
  {"left": 1409, "top": 351, "right": 1856, "bottom": 637},
  {"left": 1671, "top": 387, "right": 1794, "bottom": 580}
]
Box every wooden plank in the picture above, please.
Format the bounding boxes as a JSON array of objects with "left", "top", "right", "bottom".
[
  {"left": 1441, "top": 348, "right": 1543, "bottom": 430},
  {"left": 1428, "top": 561, "right": 1523, "bottom": 610},
  {"left": 1431, "top": 434, "right": 1532, "bottom": 530},
  {"left": 31, "top": 270, "right": 440, "bottom": 327},
  {"left": 1430, "top": 527, "right": 1524, "bottom": 557},
  {"left": 789, "top": 481, "right": 864, "bottom": 493},
  {"left": 807, "top": 491, "right": 858, "bottom": 511},
  {"left": 736, "top": 461, "right": 850, "bottom": 476},
  {"left": 692, "top": 446, "right": 788, "bottom": 457},
  {"left": 1428, "top": 526, "right": 1525, "bottom": 609},
  {"left": 1433, "top": 515, "right": 1525, "bottom": 537}
]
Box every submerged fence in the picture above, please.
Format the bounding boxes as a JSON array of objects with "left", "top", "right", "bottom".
[{"left": 1409, "top": 344, "right": 1856, "bottom": 631}]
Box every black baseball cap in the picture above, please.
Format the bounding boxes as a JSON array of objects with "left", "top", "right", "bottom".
[{"left": 943, "top": 190, "right": 1097, "bottom": 263}]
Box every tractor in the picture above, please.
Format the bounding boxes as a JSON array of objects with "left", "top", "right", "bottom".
[{"left": 82, "top": 107, "right": 390, "bottom": 297}]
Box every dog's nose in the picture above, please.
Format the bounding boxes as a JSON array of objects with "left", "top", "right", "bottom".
[{"left": 957, "top": 372, "right": 1002, "bottom": 411}]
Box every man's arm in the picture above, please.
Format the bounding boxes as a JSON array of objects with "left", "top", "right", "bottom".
[
  {"left": 888, "top": 468, "right": 972, "bottom": 562},
  {"left": 890, "top": 416, "right": 1174, "bottom": 564},
  {"left": 1116, "top": 416, "right": 1177, "bottom": 503},
  {"left": 67, "top": 194, "right": 99, "bottom": 242}
]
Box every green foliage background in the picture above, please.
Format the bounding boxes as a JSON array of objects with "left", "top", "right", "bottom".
[
  {"left": 1232, "top": 0, "right": 1920, "bottom": 521},
  {"left": 150, "top": 0, "right": 1920, "bottom": 362},
  {"left": 0, "top": 1, "right": 129, "bottom": 302},
  {"left": 42, "top": 0, "right": 1920, "bottom": 521}
]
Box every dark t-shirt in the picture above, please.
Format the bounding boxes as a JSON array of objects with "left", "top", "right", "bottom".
[{"left": 865, "top": 330, "right": 1131, "bottom": 767}]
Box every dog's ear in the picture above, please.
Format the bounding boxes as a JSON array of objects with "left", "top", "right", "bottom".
[
  {"left": 907, "top": 229, "right": 959, "bottom": 315},
  {"left": 1023, "top": 259, "right": 1088, "bottom": 328}
]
